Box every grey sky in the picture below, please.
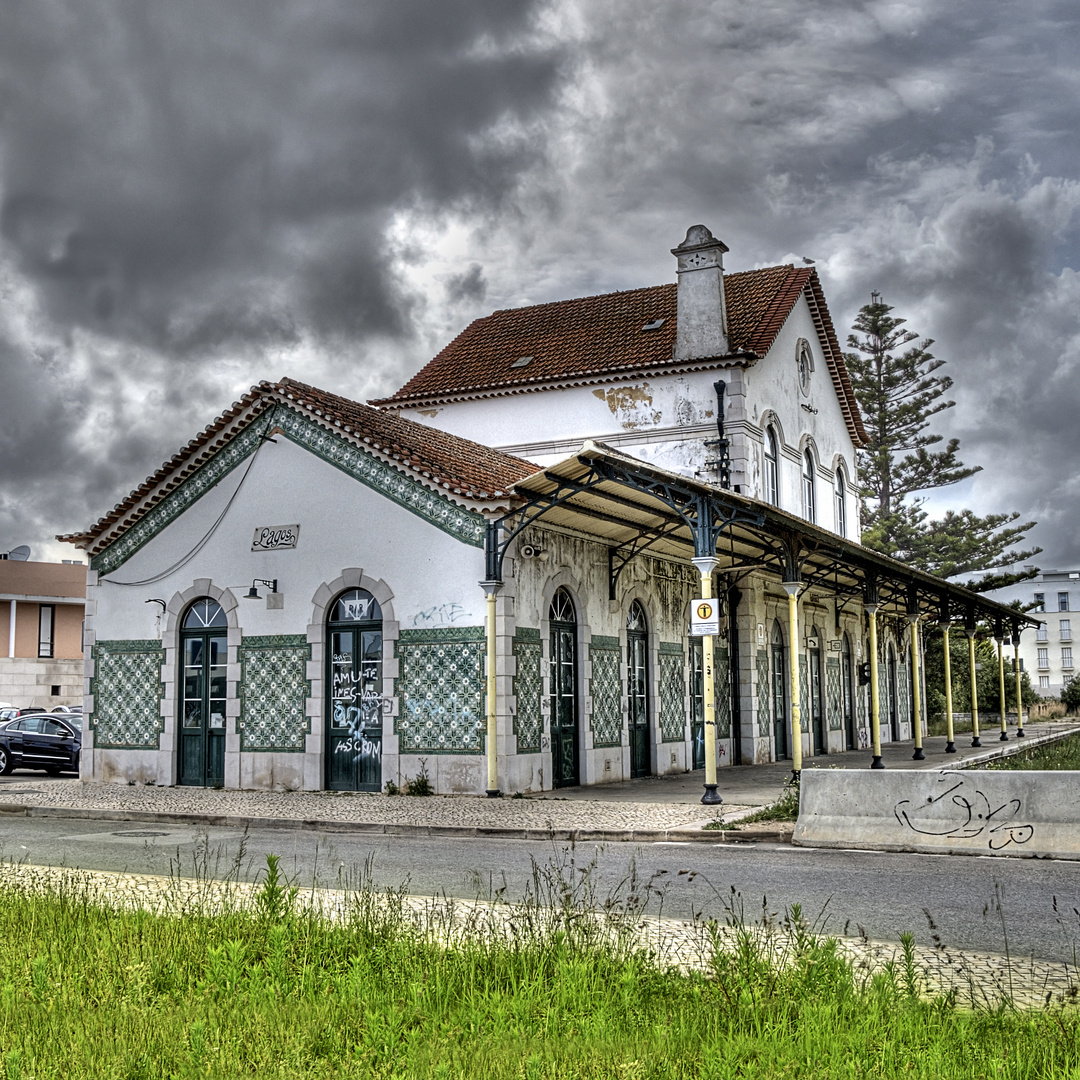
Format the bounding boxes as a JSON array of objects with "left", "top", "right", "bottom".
[{"left": 1, "top": 0, "right": 1078, "bottom": 573}]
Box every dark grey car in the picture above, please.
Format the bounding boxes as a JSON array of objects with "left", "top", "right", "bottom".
[{"left": 0, "top": 714, "right": 81, "bottom": 775}]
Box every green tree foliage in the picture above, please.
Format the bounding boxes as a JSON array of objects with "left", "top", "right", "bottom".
[
  {"left": 845, "top": 300, "right": 1039, "bottom": 591},
  {"left": 1061, "top": 673, "right": 1080, "bottom": 713},
  {"left": 923, "top": 630, "right": 1038, "bottom": 721}
]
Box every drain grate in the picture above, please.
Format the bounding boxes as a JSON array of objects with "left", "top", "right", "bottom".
[{"left": 115, "top": 830, "right": 173, "bottom": 838}]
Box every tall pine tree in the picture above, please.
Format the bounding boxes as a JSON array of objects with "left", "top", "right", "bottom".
[{"left": 845, "top": 298, "right": 1039, "bottom": 591}]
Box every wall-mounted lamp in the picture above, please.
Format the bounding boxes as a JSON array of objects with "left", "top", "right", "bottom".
[
  {"left": 244, "top": 578, "right": 278, "bottom": 600},
  {"left": 144, "top": 599, "right": 167, "bottom": 614}
]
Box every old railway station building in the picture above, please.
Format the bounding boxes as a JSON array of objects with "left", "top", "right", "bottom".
[{"left": 61, "top": 226, "right": 1030, "bottom": 794}]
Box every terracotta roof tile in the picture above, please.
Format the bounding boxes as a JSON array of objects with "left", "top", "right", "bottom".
[
  {"left": 374, "top": 263, "right": 866, "bottom": 445},
  {"left": 59, "top": 379, "right": 539, "bottom": 552}
]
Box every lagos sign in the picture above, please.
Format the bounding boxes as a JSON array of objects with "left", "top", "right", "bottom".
[{"left": 690, "top": 598, "right": 720, "bottom": 636}]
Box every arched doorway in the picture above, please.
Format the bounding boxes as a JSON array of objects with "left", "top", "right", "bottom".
[
  {"left": 887, "top": 642, "right": 899, "bottom": 742},
  {"left": 808, "top": 626, "right": 825, "bottom": 754},
  {"left": 549, "top": 588, "right": 579, "bottom": 788},
  {"left": 771, "top": 620, "right": 788, "bottom": 759},
  {"left": 327, "top": 588, "right": 383, "bottom": 792},
  {"left": 626, "top": 601, "right": 650, "bottom": 778},
  {"left": 841, "top": 634, "right": 856, "bottom": 750},
  {"left": 179, "top": 598, "right": 227, "bottom": 787}
]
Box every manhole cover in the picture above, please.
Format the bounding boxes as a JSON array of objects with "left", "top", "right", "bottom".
[{"left": 115, "top": 830, "right": 172, "bottom": 838}]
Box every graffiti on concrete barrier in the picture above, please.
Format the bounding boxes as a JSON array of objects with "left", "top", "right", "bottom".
[{"left": 894, "top": 776, "right": 1034, "bottom": 850}]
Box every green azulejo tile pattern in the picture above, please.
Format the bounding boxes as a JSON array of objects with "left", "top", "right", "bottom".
[
  {"left": 826, "top": 656, "right": 842, "bottom": 731},
  {"left": 798, "top": 655, "right": 809, "bottom": 732},
  {"left": 238, "top": 635, "right": 311, "bottom": 751},
  {"left": 396, "top": 627, "right": 484, "bottom": 754},
  {"left": 898, "top": 663, "right": 910, "bottom": 731},
  {"left": 90, "top": 640, "right": 164, "bottom": 748},
  {"left": 756, "top": 649, "right": 771, "bottom": 736},
  {"left": 715, "top": 646, "right": 731, "bottom": 739},
  {"left": 276, "top": 410, "right": 485, "bottom": 547},
  {"left": 589, "top": 635, "right": 622, "bottom": 748},
  {"left": 658, "top": 642, "right": 685, "bottom": 743},
  {"left": 512, "top": 628, "right": 542, "bottom": 753}
]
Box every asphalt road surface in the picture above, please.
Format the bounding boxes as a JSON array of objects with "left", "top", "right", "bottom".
[{"left": 0, "top": 814, "right": 1078, "bottom": 964}]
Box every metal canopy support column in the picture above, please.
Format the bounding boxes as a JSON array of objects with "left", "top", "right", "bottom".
[
  {"left": 782, "top": 580, "right": 803, "bottom": 778},
  {"left": 940, "top": 617, "right": 956, "bottom": 754},
  {"left": 908, "top": 614, "right": 924, "bottom": 760},
  {"left": 692, "top": 555, "right": 721, "bottom": 805},
  {"left": 1012, "top": 622, "right": 1026, "bottom": 737},
  {"left": 481, "top": 579, "right": 503, "bottom": 797},
  {"left": 867, "top": 595, "right": 883, "bottom": 769},
  {"left": 996, "top": 624, "right": 1009, "bottom": 742},
  {"left": 966, "top": 620, "right": 982, "bottom": 748}
]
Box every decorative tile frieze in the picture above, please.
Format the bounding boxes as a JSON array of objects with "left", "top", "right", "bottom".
[
  {"left": 826, "top": 656, "right": 842, "bottom": 731},
  {"left": 588, "top": 641, "right": 622, "bottom": 748},
  {"left": 92, "top": 406, "right": 486, "bottom": 576},
  {"left": 238, "top": 635, "right": 311, "bottom": 752},
  {"left": 512, "top": 629, "right": 542, "bottom": 753},
  {"left": 715, "top": 646, "right": 731, "bottom": 739},
  {"left": 89, "top": 640, "right": 165, "bottom": 749},
  {"left": 756, "top": 649, "right": 771, "bottom": 736},
  {"left": 276, "top": 410, "right": 485, "bottom": 547},
  {"left": 395, "top": 626, "right": 484, "bottom": 754},
  {"left": 658, "top": 645, "right": 685, "bottom": 742}
]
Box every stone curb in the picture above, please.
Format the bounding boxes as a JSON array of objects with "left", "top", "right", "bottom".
[
  {"left": 945, "top": 724, "right": 1080, "bottom": 770},
  {"left": 0, "top": 803, "right": 793, "bottom": 845}
]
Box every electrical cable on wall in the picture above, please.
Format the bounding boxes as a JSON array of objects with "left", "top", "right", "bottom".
[{"left": 102, "top": 409, "right": 278, "bottom": 588}]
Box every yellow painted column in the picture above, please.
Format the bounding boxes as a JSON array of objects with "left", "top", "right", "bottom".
[
  {"left": 966, "top": 629, "right": 982, "bottom": 748},
  {"left": 692, "top": 556, "right": 721, "bottom": 805},
  {"left": 909, "top": 616, "right": 924, "bottom": 760},
  {"left": 482, "top": 583, "right": 502, "bottom": 796},
  {"left": 867, "top": 603, "right": 883, "bottom": 768},
  {"left": 782, "top": 582, "right": 803, "bottom": 776},
  {"left": 940, "top": 623, "right": 956, "bottom": 753},
  {"left": 996, "top": 637, "right": 1009, "bottom": 741},
  {"left": 1014, "top": 634, "right": 1026, "bottom": 738}
]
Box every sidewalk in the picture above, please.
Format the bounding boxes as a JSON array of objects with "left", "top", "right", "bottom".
[{"left": 0, "top": 719, "right": 1075, "bottom": 844}]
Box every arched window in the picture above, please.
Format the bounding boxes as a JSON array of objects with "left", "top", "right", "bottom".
[
  {"left": 802, "top": 449, "right": 816, "bottom": 523},
  {"left": 626, "top": 601, "right": 650, "bottom": 778},
  {"left": 764, "top": 427, "right": 780, "bottom": 507},
  {"left": 179, "top": 598, "right": 228, "bottom": 787},
  {"left": 835, "top": 468, "right": 847, "bottom": 537}
]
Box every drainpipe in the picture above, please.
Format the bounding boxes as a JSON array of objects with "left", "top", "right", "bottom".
[
  {"left": 782, "top": 581, "right": 803, "bottom": 779},
  {"left": 908, "top": 614, "right": 924, "bottom": 760},
  {"left": 480, "top": 580, "right": 503, "bottom": 797},
  {"left": 867, "top": 602, "right": 883, "bottom": 769}
]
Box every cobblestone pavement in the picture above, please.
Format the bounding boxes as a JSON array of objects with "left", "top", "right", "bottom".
[
  {"left": 1, "top": 862, "right": 1075, "bottom": 1011},
  {"left": 0, "top": 779, "right": 750, "bottom": 834}
]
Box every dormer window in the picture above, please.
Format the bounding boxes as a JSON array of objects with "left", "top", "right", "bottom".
[
  {"left": 510, "top": 356, "right": 533, "bottom": 369},
  {"left": 641, "top": 318, "right": 665, "bottom": 331}
]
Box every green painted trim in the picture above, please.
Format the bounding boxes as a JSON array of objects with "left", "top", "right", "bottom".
[
  {"left": 589, "top": 635, "right": 620, "bottom": 650},
  {"left": 514, "top": 627, "right": 541, "bottom": 642},
  {"left": 658, "top": 641, "right": 684, "bottom": 656},
  {"left": 398, "top": 626, "right": 486, "bottom": 644},
  {"left": 275, "top": 411, "right": 485, "bottom": 547},
  {"left": 239, "top": 634, "right": 308, "bottom": 650},
  {"left": 94, "top": 639, "right": 162, "bottom": 653}
]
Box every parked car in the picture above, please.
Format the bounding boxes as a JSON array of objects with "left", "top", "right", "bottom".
[{"left": 0, "top": 714, "right": 81, "bottom": 775}]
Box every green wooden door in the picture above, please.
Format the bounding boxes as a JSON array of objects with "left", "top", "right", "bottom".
[
  {"left": 549, "top": 589, "right": 578, "bottom": 788},
  {"left": 690, "top": 638, "right": 705, "bottom": 770},
  {"left": 627, "top": 601, "right": 650, "bottom": 778},
  {"left": 179, "top": 599, "right": 227, "bottom": 787},
  {"left": 809, "top": 642, "right": 825, "bottom": 753},
  {"left": 326, "top": 590, "right": 383, "bottom": 792},
  {"left": 771, "top": 623, "right": 788, "bottom": 759}
]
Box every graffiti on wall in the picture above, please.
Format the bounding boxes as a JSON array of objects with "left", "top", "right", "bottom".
[{"left": 894, "top": 776, "right": 1034, "bottom": 850}]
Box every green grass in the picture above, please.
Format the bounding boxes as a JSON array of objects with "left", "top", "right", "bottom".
[
  {"left": 703, "top": 782, "right": 800, "bottom": 830},
  {"left": 0, "top": 855, "right": 1077, "bottom": 1079},
  {"left": 981, "top": 731, "right": 1080, "bottom": 771}
]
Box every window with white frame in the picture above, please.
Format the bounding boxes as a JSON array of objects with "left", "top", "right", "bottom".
[
  {"left": 1063, "top": 647, "right": 1073, "bottom": 668},
  {"left": 1037, "top": 648, "right": 1049, "bottom": 668},
  {"left": 1060, "top": 592, "right": 1071, "bottom": 611},
  {"left": 1039, "top": 675, "right": 1050, "bottom": 689},
  {"left": 38, "top": 605, "right": 54, "bottom": 659},
  {"left": 1034, "top": 593, "right": 1045, "bottom": 612},
  {"left": 802, "top": 448, "right": 816, "bottom": 523},
  {"left": 1037, "top": 622, "right": 1048, "bottom": 641},
  {"left": 764, "top": 427, "right": 780, "bottom": 507},
  {"left": 834, "top": 469, "right": 847, "bottom": 537},
  {"left": 1061, "top": 619, "right": 1072, "bottom": 641}
]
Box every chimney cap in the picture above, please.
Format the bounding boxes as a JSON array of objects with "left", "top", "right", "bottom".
[{"left": 671, "top": 224, "right": 729, "bottom": 257}]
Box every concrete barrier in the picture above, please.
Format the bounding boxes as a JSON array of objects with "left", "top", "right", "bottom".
[{"left": 793, "top": 770, "right": 1080, "bottom": 860}]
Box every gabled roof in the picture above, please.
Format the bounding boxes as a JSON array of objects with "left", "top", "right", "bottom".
[
  {"left": 372, "top": 264, "right": 867, "bottom": 445},
  {"left": 59, "top": 378, "right": 539, "bottom": 555}
]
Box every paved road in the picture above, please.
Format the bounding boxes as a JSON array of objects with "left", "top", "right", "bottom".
[{"left": 1, "top": 814, "right": 1078, "bottom": 965}]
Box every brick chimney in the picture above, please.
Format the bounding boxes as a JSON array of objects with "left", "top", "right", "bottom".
[{"left": 671, "top": 225, "right": 729, "bottom": 361}]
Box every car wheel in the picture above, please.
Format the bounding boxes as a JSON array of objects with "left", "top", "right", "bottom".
[{"left": 0, "top": 747, "right": 11, "bottom": 776}]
